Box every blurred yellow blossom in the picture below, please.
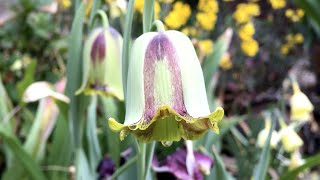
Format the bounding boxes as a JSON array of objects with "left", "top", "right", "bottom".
[
  {"left": 281, "top": 44, "right": 291, "bottom": 55},
  {"left": 285, "top": 8, "right": 305, "bottom": 22},
  {"left": 199, "top": 39, "right": 214, "bottom": 55},
  {"left": 134, "top": 0, "right": 161, "bottom": 19},
  {"left": 220, "top": 53, "right": 233, "bottom": 70},
  {"left": 289, "top": 151, "right": 305, "bottom": 170},
  {"left": 196, "top": 0, "right": 219, "bottom": 31},
  {"left": 279, "top": 125, "right": 303, "bottom": 152},
  {"left": 239, "top": 22, "right": 255, "bottom": 40},
  {"left": 294, "top": 33, "right": 304, "bottom": 44},
  {"left": 198, "top": 0, "right": 218, "bottom": 13},
  {"left": 269, "top": 0, "right": 286, "bottom": 10},
  {"left": 233, "top": 3, "right": 260, "bottom": 24},
  {"left": 257, "top": 117, "right": 280, "bottom": 149},
  {"left": 164, "top": 1, "right": 191, "bottom": 29},
  {"left": 57, "top": 0, "right": 71, "bottom": 9},
  {"left": 290, "top": 82, "right": 314, "bottom": 121},
  {"left": 241, "top": 38, "right": 259, "bottom": 57},
  {"left": 181, "top": 26, "right": 197, "bottom": 37},
  {"left": 196, "top": 13, "right": 217, "bottom": 31}
]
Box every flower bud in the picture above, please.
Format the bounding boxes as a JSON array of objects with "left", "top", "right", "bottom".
[
  {"left": 290, "top": 82, "right": 314, "bottom": 121},
  {"left": 109, "top": 30, "right": 224, "bottom": 145},
  {"left": 77, "top": 27, "right": 123, "bottom": 100}
]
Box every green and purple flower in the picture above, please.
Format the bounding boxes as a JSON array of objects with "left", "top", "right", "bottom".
[{"left": 109, "top": 30, "right": 224, "bottom": 145}]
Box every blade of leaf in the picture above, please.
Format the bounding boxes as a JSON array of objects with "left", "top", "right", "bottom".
[
  {"left": 280, "top": 153, "right": 320, "bottom": 180},
  {"left": 122, "top": 0, "right": 135, "bottom": 98},
  {"left": 86, "top": 95, "right": 102, "bottom": 172},
  {"left": 75, "top": 148, "right": 94, "bottom": 179},
  {"left": 65, "top": 0, "right": 87, "bottom": 149},
  {"left": 143, "top": 0, "right": 155, "bottom": 33},
  {"left": 252, "top": 116, "right": 275, "bottom": 180},
  {"left": 0, "top": 126, "right": 46, "bottom": 180}
]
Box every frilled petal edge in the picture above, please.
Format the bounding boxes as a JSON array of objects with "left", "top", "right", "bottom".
[{"left": 108, "top": 105, "right": 224, "bottom": 143}]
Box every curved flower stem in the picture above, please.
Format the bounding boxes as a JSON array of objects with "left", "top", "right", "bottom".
[
  {"left": 90, "top": 9, "right": 110, "bottom": 29},
  {"left": 151, "top": 20, "right": 165, "bottom": 32}
]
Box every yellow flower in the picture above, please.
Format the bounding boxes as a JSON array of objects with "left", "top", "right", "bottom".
[
  {"left": 241, "top": 38, "right": 259, "bottom": 57},
  {"left": 199, "top": 39, "right": 214, "bottom": 55},
  {"left": 219, "top": 53, "right": 233, "bottom": 70},
  {"left": 181, "top": 26, "right": 198, "bottom": 37},
  {"left": 285, "top": 9, "right": 294, "bottom": 18},
  {"left": 239, "top": 22, "right": 255, "bottom": 40},
  {"left": 297, "top": 9, "right": 305, "bottom": 18},
  {"left": 279, "top": 125, "right": 303, "bottom": 152},
  {"left": 134, "top": 0, "right": 161, "bottom": 19},
  {"left": 196, "top": 13, "right": 217, "bottom": 31},
  {"left": 294, "top": 33, "right": 304, "bottom": 44},
  {"left": 256, "top": 115, "right": 280, "bottom": 149},
  {"left": 269, "top": 0, "right": 286, "bottom": 9},
  {"left": 233, "top": 3, "right": 260, "bottom": 24},
  {"left": 290, "top": 82, "right": 314, "bottom": 121},
  {"left": 289, "top": 151, "right": 305, "bottom": 170},
  {"left": 57, "top": 0, "right": 71, "bottom": 9},
  {"left": 164, "top": 1, "right": 191, "bottom": 29},
  {"left": 281, "top": 44, "right": 290, "bottom": 55},
  {"left": 198, "top": 0, "right": 219, "bottom": 13}
]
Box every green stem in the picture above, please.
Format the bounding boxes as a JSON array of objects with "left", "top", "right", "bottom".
[
  {"left": 145, "top": 142, "right": 156, "bottom": 179},
  {"left": 143, "top": 0, "right": 155, "bottom": 33},
  {"left": 90, "top": 10, "right": 110, "bottom": 29},
  {"left": 109, "top": 155, "right": 138, "bottom": 180},
  {"left": 138, "top": 143, "right": 146, "bottom": 180},
  {"left": 151, "top": 20, "right": 165, "bottom": 32},
  {"left": 122, "top": 0, "right": 135, "bottom": 99}
]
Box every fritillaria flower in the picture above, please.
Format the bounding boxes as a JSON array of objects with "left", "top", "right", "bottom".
[
  {"left": 77, "top": 26, "right": 123, "bottom": 100},
  {"left": 279, "top": 124, "right": 303, "bottom": 153},
  {"left": 290, "top": 82, "right": 314, "bottom": 122},
  {"left": 96, "top": 155, "right": 115, "bottom": 180},
  {"left": 108, "top": 30, "right": 224, "bottom": 145}
]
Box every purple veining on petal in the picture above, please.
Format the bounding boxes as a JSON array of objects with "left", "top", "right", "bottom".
[
  {"left": 143, "top": 33, "right": 186, "bottom": 120},
  {"left": 91, "top": 31, "right": 106, "bottom": 64}
]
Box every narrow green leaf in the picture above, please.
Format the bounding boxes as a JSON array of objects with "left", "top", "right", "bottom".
[
  {"left": 0, "top": 126, "right": 46, "bottom": 180},
  {"left": 65, "top": 1, "right": 87, "bottom": 149},
  {"left": 110, "top": 155, "right": 138, "bottom": 180},
  {"left": 122, "top": 0, "right": 135, "bottom": 98},
  {"left": 100, "top": 96, "right": 121, "bottom": 166},
  {"left": 47, "top": 115, "right": 72, "bottom": 180},
  {"left": 253, "top": 117, "right": 275, "bottom": 180},
  {"left": 281, "top": 153, "right": 320, "bottom": 180},
  {"left": 16, "top": 60, "right": 37, "bottom": 100},
  {"left": 211, "top": 148, "right": 232, "bottom": 180},
  {"left": 75, "top": 148, "right": 94, "bottom": 179},
  {"left": 143, "top": 0, "right": 155, "bottom": 33},
  {"left": 86, "top": 95, "right": 102, "bottom": 172}
]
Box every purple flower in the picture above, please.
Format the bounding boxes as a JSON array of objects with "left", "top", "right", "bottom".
[
  {"left": 152, "top": 148, "right": 213, "bottom": 180},
  {"left": 97, "top": 156, "right": 115, "bottom": 180}
]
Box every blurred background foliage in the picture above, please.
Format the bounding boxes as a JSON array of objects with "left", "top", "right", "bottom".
[{"left": 0, "top": 0, "right": 320, "bottom": 180}]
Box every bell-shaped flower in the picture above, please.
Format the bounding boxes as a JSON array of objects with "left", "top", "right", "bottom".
[
  {"left": 108, "top": 30, "right": 224, "bottom": 145},
  {"left": 290, "top": 82, "right": 314, "bottom": 121},
  {"left": 279, "top": 124, "right": 303, "bottom": 153},
  {"left": 76, "top": 26, "right": 124, "bottom": 100},
  {"left": 288, "top": 150, "right": 305, "bottom": 170},
  {"left": 257, "top": 117, "right": 280, "bottom": 149}
]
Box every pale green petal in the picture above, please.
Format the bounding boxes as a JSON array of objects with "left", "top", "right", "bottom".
[
  {"left": 123, "top": 32, "right": 157, "bottom": 126},
  {"left": 104, "top": 29, "right": 124, "bottom": 100},
  {"left": 165, "top": 31, "right": 211, "bottom": 118},
  {"left": 76, "top": 28, "right": 103, "bottom": 95}
]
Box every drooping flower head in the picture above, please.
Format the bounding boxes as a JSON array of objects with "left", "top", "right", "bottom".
[
  {"left": 290, "top": 82, "right": 314, "bottom": 121},
  {"left": 77, "top": 26, "right": 123, "bottom": 100},
  {"left": 256, "top": 115, "right": 280, "bottom": 149},
  {"left": 109, "top": 30, "right": 224, "bottom": 145}
]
